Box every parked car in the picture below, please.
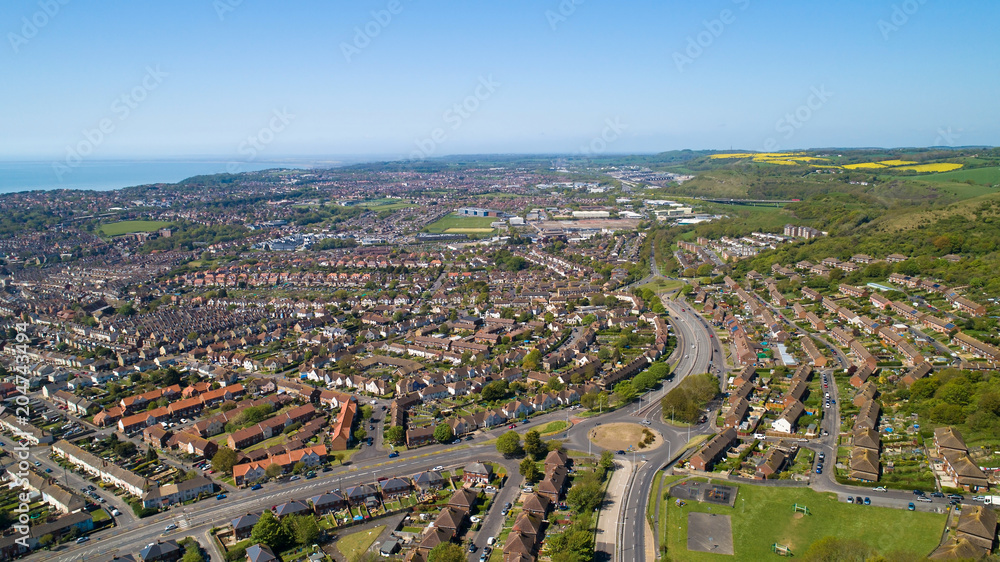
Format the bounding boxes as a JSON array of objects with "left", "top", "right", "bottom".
[
  {"left": 486, "top": 537, "right": 496, "bottom": 546},
  {"left": 433, "top": 466, "right": 444, "bottom": 471},
  {"left": 855, "top": 497, "right": 864, "bottom": 504},
  {"left": 216, "top": 493, "right": 227, "bottom": 500},
  {"left": 908, "top": 502, "right": 915, "bottom": 511},
  {"left": 289, "top": 475, "right": 300, "bottom": 481},
  {"left": 917, "top": 496, "right": 932, "bottom": 502},
  {"left": 863, "top": 497, "right": 871, "bottom": 505},
  {"left": 468, "top": 543, "right": 477, "bottom": 553},
  {"left": 931, "top": 492, "right": 945, "bottom": 498},
  {"left": 847, "top": 496, "right": 854, "bottom": 503},
  {"left": 111, "top": 508, "right": 121, "bottom": 516},
  {"left": 76, "top": 537, "right": 90, "bottom": 544},
  {"left": 388, "top": 451, "right": 399, "bottom": 458},
  {"left": 251, "top": 484, "right": 263, "bottom": 491},
  {"left": 165, "top": 524, "right": 177, "bottom": 531},
  {"left": 872, "top": 486, "right": 887, "bottom": 492}
]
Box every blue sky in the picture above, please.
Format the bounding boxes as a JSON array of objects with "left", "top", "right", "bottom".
[{"left": 3, "top": 0, "right": 998, "bottom": 160}]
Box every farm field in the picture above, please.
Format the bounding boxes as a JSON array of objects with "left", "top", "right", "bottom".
[
  {"left": 664, "top": 481, "right": 945, "bottom": 561},
  {"left": 922, "top": 166, "right": 1000, "bottom": 186},
  {"left": 423, "top": 214, "right": 498, "bottom": 234},
  {"left": 100, "top": 220, "right": 171, "bottom": 236}
]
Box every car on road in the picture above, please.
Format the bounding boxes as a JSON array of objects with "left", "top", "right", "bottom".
[
  {"left": 508, "top": 424, "right": 516, "bottom": 429},
  {"left": 251, "top": 484, "right": 263, "bottom": 490},
  {"left": 931, "top": 492, "right": 944, "bottom": 498},
  {"left": 815, "top": 467, "right": 822, "bottom": 474},
  {"left": 305, "top": 471, "right": 316, "bottom": 479},
  {"left": 165, "top": 524, "right": 177, "bottom": 531},
  {"left": 468, "top": 543, "right": 477, "bottom": 553},
  {"left": 616, "top": 450, "right": 625, "bottom": 455},
  {"left": 289, "top": 475, "right": 300, "bottom": 481},
  {"left": 433, "top": 465, "right": 444, "bottom": 471},
  {"left": 917, "top": 496, "right": 932, "bottom": 502},
  {"left": 973, "top": 495, "right": 986, "bottom": 502},
  {"left": 872, "top": 486, "right": 887, "bottom": 492},
  {"left": 76, "top": 536, "right": 90, "bottom": 544},
  {"left": 388, "top": 451, "right": 399, "bottom": 458},
  {"left": 948, "top": 494, "right": 964, "bottom": 501},
  {"left": 641, "top": 420, "right": 651, "bottom": 426},
  {"left": 913, "top": 489, "right": 925, "bottom": 495},
  {"left": 44, "top": 468, "right": 51, "bottom": 473},
  {"left": 33, "top": 461, "right": 40, "bottom": 467},
  {"left": 216, "top": 493, "right": 227, "bottom": 500},
  {"left": 111, "top": 508, "right": 121, "bottom": 516},
  {"left": 908, "top": 502, "right": 915, "bottom": 511}
]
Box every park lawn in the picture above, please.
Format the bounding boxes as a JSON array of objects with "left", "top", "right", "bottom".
[
  {"left": 423, "top": 214, "right": 497, "bottom": 233},
  {"left": 336, "top": 525, "right": 385, "bottom": 560},
  {"left": 100, "top": 220, "right": 171, "bottom": 236},
  {"left": 665, "top": 482, "right": 945, "bottom": 561}
]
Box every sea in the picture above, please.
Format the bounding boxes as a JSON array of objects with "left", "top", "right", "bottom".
[{"left": 0, "top": 160, "right": 312, "bottom": 194}]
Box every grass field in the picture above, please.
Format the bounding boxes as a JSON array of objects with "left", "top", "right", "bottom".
[
  {"left": 922, "top": 166, "right": 1000, "bottom": 186},
  {"left": 336, "top": 525, "right": 385, "bottom": 561},
  {"left": 355, "top": 198, "right": 414, "bottom": 211},
  {"left": 423, "top": 214, "right": 498, "bottom": 234},
  {"left": 100, "top": 220, "right": 171, "bottom": 236},
  {"left": 538, "top": 420, "right": 569, "bottom": 436},
  {"left": 665, "top": 482, "right": 945, "bottom": 560},
  {"left": 590, "top": 422, "right": 663, "bottom": 451},
  {"left": 640, "top": 278, "right": 685, "bottom": 294}
]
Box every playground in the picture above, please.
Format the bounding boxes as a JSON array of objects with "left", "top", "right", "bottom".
[{"left": 664, "top": 479, "right": 946, "bottom": 560}]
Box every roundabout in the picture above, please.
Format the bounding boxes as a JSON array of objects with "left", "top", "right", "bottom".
[{"left": 588, "top": 422, "right": 664, "bottom": 452}]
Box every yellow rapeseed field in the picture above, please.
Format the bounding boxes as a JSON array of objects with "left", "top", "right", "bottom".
[
  {"left": 878, "top": 160, "right": 918, "bottom": 166},
  {"left": 893, "top": 163, "right": 964, "bottom": 172},
  {"left": 843, "top": 162, "right": 887, "bottom": 169}
]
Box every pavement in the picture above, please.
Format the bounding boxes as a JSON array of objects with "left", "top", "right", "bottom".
[{"left": 595, "top": 459, "right": 632, "bottom": 561}]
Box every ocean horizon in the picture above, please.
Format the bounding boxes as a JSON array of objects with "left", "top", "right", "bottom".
[{"left": 0, "top": 160, "right": 316, "bottom": 194}]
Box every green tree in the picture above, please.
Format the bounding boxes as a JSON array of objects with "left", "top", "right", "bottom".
[
  {"left": 281, "top": 513, "right": 320, "bottom": 546},
  {"left": 293, "top": 461, "right": 307, "bottom": 474},
  {"left": 250, "top": 510, "right": 288, "bottom": 550},
  {"left": 428, "top": 542, "right": 466, "bottom": 562},
  {"left": 212, "top": 447, "right": 238, "bottom": 475},
  {"left": 520, "top": 457, "right": 540, "bottom": 482},
  {"left": 523, "top": 430, "right": 547, "bottom": 460},
  {"left": 385, "top": 425, "right": 406, "bottom": 445},
  {"left": 265, "top": 463, "right": 284, "bottom": 479},
  {"left": 354, "top": 427, "right": 368, "bottom": 442},
  {"left": 434, "top": 424, "right": 455, "bottom": 444},
  {"left": 481, "top": 380, "right": 510, "bottom": 402},
  {"left": 496, "top": 430, "right": 521, "bottom": 457},
  {"left": 566, "top": 481, "right": 604, "bottom": 513},
  {"left": 613, "top": 381, "right": 636, "bottom": 405},
  {"left": 522, "top": 349, "right": 542, "bottom": 371}
]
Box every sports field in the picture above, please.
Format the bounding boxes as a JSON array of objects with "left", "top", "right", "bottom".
[
  {"left": 664, "top": 480, "right": 945, "bottom": 560},
  {"left": 423, "top": 214, "right": 497, "bottom": 234},
  {"left": 100, "top": 220, "right": 171, "bottom": 236}
]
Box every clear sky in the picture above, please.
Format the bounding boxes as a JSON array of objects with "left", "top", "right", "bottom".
[{"left": 3, "top": 0, "right": 998, "bottom": 161}]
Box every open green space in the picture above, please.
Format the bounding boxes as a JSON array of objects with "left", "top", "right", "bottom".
[
  {"left": 640, "top": 278, "right": 685, "bottom": 294},
  {"left": 538, "top": 420, "right": 569, "bottom": 436},
  {"left": 664, "top": 481, "right": 945, "bottom": 561},
  {"left": 336, "top": 525, "right": 385, "bottom": 561},
  {"left": 423, "top": 213, "right": 498, "bottom": 234},
  {"left": 100, "top": 220, "right": 172, "bottom": 236},
  {"left": 355, "top": 198, "right": 415, "bottom": 211},
  {"left": 921, "top": 166, "right": 1000, "bottom": 186}
]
